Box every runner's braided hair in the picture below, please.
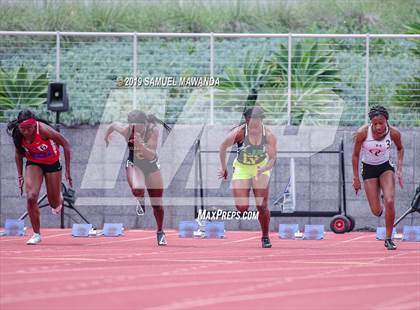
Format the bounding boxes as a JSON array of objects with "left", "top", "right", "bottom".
[{"left": 368, "top": 105, "right": 389, "bottom": 121}]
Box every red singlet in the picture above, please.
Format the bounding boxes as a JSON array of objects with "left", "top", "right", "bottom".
[{"left": 21, "top": 122, "right": 60, "bottom": 164}]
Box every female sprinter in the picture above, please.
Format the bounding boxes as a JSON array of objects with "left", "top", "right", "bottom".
[
  {"left": 352, "top": 105, "right": 404, "bottom": 250},
  {"left": 7, "top": 110, "right": 72, "bottom": 245},
  {"left": 104, "top": 110, "right": 171, "bottom": 246},
  {"left": 219, "top": 107, "right": 277, "bottom": 248}
]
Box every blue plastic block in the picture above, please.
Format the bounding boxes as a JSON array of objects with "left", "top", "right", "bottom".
[
  {"left": 5, "top": 219, "right": 25, "bottom": 236},
  {"left": 402, "top": 226, "right": 420, "bottom": 242},
  {"left": 303, "top": 224, "right": 324, "bottom": 240},
  {"left": 204, "top": 221, "right": 225, "bottom": 238},
  {"left": 179, "top": 221, "right": 199, "bottom": 238},
  {"left": 376, "top": 227, "right": 396, "bottom": 240},
  {"left": 102, "top": 223, "right": 124, "bottom": 237},
  {"left": 72, "top": 223, "right": 92, "bottom": 237},
  {"left": 278, "top": 224, "right": 299, "bottom": 239}
]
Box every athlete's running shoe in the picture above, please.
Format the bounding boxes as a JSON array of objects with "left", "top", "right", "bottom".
[
  {"left": 261, "top": 236, "right": 272, "bottom": 248},
  {"left": 384, "top": 238, "right": 397, "bottom": 250},
  {"left": 27, "top": 233, "right": 42, "bottom": 245},
  {"left": 157, "top": 231, "right": 167, "bottom": 246}
]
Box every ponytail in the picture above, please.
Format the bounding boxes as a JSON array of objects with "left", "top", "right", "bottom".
[
  {"left": 6, "top": 119, "right": 25, "bottom": 155},
  {"left": 6, "top": 110, "right": 51, "bottom": 155},
  {"left": 127, "top": 109, "right": 171, "bottom": 133},
  {"left": 147, "top": 114, "right": 172, "bottom": 133},
  {"left": 229, "top": 89, "right": 262, "bottom": 132}
]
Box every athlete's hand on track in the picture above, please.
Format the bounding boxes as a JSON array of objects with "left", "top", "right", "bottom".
[{"left": 353, "top": 177, "right": 361, "bottom": 195}]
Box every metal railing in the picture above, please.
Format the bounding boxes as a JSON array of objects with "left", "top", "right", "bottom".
[{"left": 0, "top": 31, "right": 419, "bottom": 126}]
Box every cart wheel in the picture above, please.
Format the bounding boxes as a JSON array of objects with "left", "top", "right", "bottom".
[
  {"left": 330, "top": 215, "right": 350, "bottom": 234},
  {"left": 345, "top": 215, "right": 355, "bottom": 232}
]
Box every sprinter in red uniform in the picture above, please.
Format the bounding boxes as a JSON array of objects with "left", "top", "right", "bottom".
[{"left": 7, "top": 110, "right": 72, "bottom": 245}]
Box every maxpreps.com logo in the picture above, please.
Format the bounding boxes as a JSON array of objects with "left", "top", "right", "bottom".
[{"left": 197, "top": 209, "right": 259, "bottom": 221}]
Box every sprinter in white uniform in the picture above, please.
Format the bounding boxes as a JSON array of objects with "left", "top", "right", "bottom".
[{"left": 352, "top": 106, "right": 404, "bottom": 250}]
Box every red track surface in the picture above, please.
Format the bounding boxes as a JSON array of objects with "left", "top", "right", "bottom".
[{"left": 1, "top": 229, "right": 419, "bottom": 310}]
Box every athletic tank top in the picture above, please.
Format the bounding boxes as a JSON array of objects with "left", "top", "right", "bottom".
[
  {"left": 361, "top": 125, "right": 391, "bottom": 165},
  {"left": 21, "top": 122, "right": 60, "bottom": 164},
  {"left": 236, "top": 124, "right": 267, "bottom": 165}
]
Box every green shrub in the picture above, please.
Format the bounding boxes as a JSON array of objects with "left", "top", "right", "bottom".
[{"left": 0, "top": 65, "right": 49, "bottom": 122}]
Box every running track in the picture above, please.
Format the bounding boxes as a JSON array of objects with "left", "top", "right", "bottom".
[{"left": 1, "top": 229, "right": 419, "bottom": 310}]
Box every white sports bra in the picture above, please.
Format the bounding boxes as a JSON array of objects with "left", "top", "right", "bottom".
[{"left": 361, "top": 125, "right": 391, "bottom": 165}]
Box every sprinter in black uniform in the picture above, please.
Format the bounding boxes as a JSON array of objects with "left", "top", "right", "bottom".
[{"left": 105, "top": 110, "right": 171, "bottom": 246}]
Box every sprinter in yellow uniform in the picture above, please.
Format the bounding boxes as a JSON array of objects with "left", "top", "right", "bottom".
[{"left": 219, "top": 107, "right": 277, "bottom": 248}]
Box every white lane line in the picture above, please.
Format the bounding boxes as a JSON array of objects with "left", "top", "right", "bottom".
[
  {"left": 225, "top": 236, "right": 260, "bottom": 244},
  {"left": 0, "top": 232, "right": 73, "bottom": 242},
  {"left": 0, "top": 277, "right": 275, "bottom": 305},
  {"left": 85, "top": 232, "right": 178, "bottom": 246},
  {"left": 139, "top": 258, "right": 237, "bottom": 263},
  {"left": 371, "top": 291, "right": 420, "bottom": 310},
  {"left": 6, "top": 257, "right": 109, "bottom": 262},
  {"left": 341, "top": 235, "right": 370, "bottom": 243},
  {"left": 147, "top": 281, "right": 420, "bottom": 310}
]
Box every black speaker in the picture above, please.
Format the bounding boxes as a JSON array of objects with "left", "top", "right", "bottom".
[{"left": 47, "top": 82, "right": 69, "bottom": 112}]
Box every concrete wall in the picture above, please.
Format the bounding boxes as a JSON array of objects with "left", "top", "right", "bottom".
[{"left": 1, "top": 124, "right": 419, "bottom": 232}]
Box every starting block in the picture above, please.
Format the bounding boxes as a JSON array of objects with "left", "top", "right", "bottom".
[
  {"left": 72, "top": 223, "right": 93, "bottom": 237},
  {"left": 402, "top": 226, "right": 420, "bottom": 242},
  {"left": 102, "top": 223, "right": 124, "bottom": 237},
  {"left": 376, "top": 227, "right": 396, "bottom": 240},
  {"left": 179, "top": 221, "right": 199, "bottom": 238},
  {"left": 303, "top": 224, "right": 324, "bottom": 240},
  {"left": 204, "top": 221, "right": 225, "bottom": 238},
  {"left": 278, "top": 224, "right": 299, "bottom": 239},
  {"left": 1, "top": 219, "right": 26, "bottom": 236}
]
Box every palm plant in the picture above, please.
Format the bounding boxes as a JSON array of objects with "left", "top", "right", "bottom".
[
  {"left": 265, "top": 41, "right": 342, "bottom": 125},
  {"left": 393, "top": 78, "right": 420, "bottom": 108},
  {"left": 404, "top": 9, "right": 420, "bottom": 57},
  {"left": 392, "top": 9, "right": 420, "bottom": 117},
  {"left": 215, "top": 41, "right": 343, "bottom": 125},
  {"left": 216, "top": 51, "right": 271, "bottom": 112},
  {"left": 0, "top": 65, "right": 48, "bottom": 121}
]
